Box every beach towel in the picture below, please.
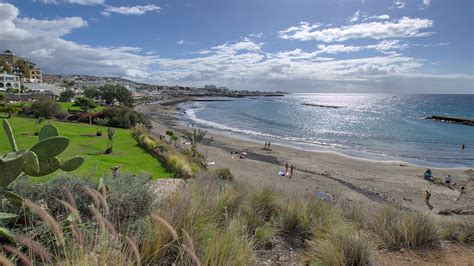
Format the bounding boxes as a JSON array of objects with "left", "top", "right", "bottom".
[{"left": 278, "top": 170, "right": 286, "bottom": 176}]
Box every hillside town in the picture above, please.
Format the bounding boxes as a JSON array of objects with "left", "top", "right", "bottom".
[{"left": 0, "top": 49, "right": 285, "bottom": 103}]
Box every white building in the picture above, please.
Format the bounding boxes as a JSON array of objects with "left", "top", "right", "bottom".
[
  {"left": 0, "top": 72, "right": 21, "bottom": 91},
  {"left": 23, "top": 83, "right": 62, "bottom": 96}
]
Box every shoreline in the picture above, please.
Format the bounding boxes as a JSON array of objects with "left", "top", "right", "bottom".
[
  {"left": 172, "top": 96, "right": 471, "bottom": 170},
  {"left": 137, "top": 99, "right": 474, "bottom": 221}
]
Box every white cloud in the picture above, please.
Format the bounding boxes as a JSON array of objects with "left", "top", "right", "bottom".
[
  {"left": 248, "top": 32, "right": 263, "bottom": 38},
  {"left": 101, "top": 5, "right": 161, "bottom": 16},
  {"left": 36, "top": 0, "right": 104, "bottom": 5},
  {"left": 349, "top": 10, "right": 361, "bottom": 23},
  {"left": 177, "top": 40, "right": 184, "bottom": 45},
  {"left": 16, "top": 17, "right": 88, "bottom": 37},
  {"left": 422, "top": 0, "right": 431, "bottom": 7},
  {"left": 278, "top": 17, "right": 433, "bottom": 42},
  {"left": 370, "top": 14, "right": 390, "bottom": 20},
  {"left": 0, "top": 3, "right": 470, "bottom": 93},
  {"left": 394, "top": 0, "right": 406, "bottom": 8},
  {"left": 0, "top": 3, "right": 158, "bottom": 79}
]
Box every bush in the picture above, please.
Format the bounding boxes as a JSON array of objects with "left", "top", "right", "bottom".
[
  {"left": 215, "top": 168, "right": 234, "bottom": 181},
  {"left": 201, "top": 218, "right": 255, "bottom": 265},
  {"left": 366, "top": 207, "right": 439, "bottom": 249},
  {"left": 24, "top": 99, "right": 64, "bottom": 119},
  {"left": 306, "top": 227, "right": 376, "bottom": 266},
  {"left": 99, "top": 106, "right": 150, "bottom": 128},
  {"left": 10, "top": 176, "right": 95, "bottom": 219},
  {"left": 10, "top": 174, "right": 154, "bottom": 232},
  {"left": 440, "top": 221, "right": 474, "bottom": 244}
]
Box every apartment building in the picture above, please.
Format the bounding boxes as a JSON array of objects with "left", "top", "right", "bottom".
[{"left": 0, "top": 50, "right": 42, "bottom": 83}]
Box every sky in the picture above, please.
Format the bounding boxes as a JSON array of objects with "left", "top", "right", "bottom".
[{"left": 0, "top": 0, "right": 473, "bottom": 93}]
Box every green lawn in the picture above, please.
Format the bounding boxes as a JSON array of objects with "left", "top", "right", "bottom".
[{"left": 0, "top": 117, "right": 170, "bottom": 182}]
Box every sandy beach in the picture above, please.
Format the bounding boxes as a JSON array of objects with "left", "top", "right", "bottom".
[{"left": 137, "top": 101, "right": 474, "bottom": 222}]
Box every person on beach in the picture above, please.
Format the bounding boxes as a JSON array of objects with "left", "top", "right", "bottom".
[
  {"left": 285, "top": 162, "right": 289, "bottom": 176},
  {"left": 462, "top": 144, "right": 465, "bottom": 151},
  {"left": 424, "top": 190, "right": 432, "bottom": 210},
  {"left": 268, "top": 142, "right": 271, "bottom": 150},
  {"left": 290, "top": 164, "right": 294, "bottom": 178},
  {"left": 264, "top": 142, "right": 268, "bottom": 150},
  {"left": 424, "top": 169, "right": 433, "bottom": 181},
  {"left": 445, "top": 175, "right": 452, "bottom": 187}
]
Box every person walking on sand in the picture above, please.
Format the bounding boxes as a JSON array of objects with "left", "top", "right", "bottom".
[
  {"left": 285, "top": 162, "right": 289, "bottom": 176},
  {"left": 424, "top": 190, "right": 432, "bottom": 210},
  {"left": 268, "top": 142, "right": 271, "bottom": 150},
  {"left": 445, "top": 175, "right": 452, "bottom": 188},
  {"left": 290, "top": 164, "right": 294, "bottom": 178}
]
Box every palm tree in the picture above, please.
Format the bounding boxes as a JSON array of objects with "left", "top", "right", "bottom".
[{"left": 182, "top": 129, "right": 207, "bottom": 156}]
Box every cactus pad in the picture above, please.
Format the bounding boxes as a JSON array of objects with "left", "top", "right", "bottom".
[
  {"left": 22, "top": 151, "right": 40, "bottom": 175},
  {"left": 0, "top": 157, "right": 23, "bottom": 189},
  {"left": 30, "top": 136, "right": 70, "bottom": 159},
  {"left": 27, "top": 157, "right": 61, "bottom": 177},
  {"left": 2, "top": 120, "right": 18, "bottom": 152},
  {"left": 38, "top": 124, "right": 59, "bottom": 141},
  {"left": 60, "top": 156, "right": 85, "bottom": 171}
]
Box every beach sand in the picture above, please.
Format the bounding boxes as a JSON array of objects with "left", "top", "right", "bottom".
[{"left": 137, "top": 101, "right": 474, "bottom": 222}]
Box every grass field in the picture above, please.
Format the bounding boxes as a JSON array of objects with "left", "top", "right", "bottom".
[{"left": 0, "top": 117, "right": 170, "bottom": 182}]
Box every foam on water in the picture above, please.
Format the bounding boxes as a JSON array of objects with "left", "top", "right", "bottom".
[{"left": 177, "top": 94, "right": 474, "bottom": 168}]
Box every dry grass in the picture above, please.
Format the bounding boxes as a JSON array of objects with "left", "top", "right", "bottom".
[
  {"left": 4, "top": 175, "right": 471, "bottom": 265},
  {"left": 306, "top": 226, "right": 377, "bottom": 266},
  {"left": 365, "top": 206, "right": 439, "bottom": 249},
  {"left": 440, "top": 221, "right": 474, "bottom": 244}
]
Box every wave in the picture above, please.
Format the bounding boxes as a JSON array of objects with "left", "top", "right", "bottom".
[{"left": 184, "top": 107, "right": 344, "bottom": 148}]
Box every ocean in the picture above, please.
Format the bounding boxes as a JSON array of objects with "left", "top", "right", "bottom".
[{"left": 177, "top": 94, "right": 474, "bottom": 168}]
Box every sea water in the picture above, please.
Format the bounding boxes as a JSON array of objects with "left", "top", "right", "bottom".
[{"left": 177, "top": 94, "right": 474, "bottom": 168}]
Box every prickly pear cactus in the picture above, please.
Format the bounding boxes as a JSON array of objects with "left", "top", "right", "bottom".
[{"left": 1, "top": 119, "right": 85, "bottom": 181}]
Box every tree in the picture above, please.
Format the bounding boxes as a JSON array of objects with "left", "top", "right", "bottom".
[
  {"left": 114, "top": 85, "right": 134, "bottom": 107},
  {"left": 59, "top": 89, "right": 75, "bottom": 102},
  {"left": 74, "top": 97, "right": 97, "bottom": 124},
  {"left": 182, "top": 129, "right": 207, "bottom": 156},
  {"left": 105, "top": 127, "right": 116, "bottom": 154},
  {"left": 83, "top": 87, "right": 100, "bottom": 99},
  {"left": 0, "top": 93, "right": 5, "bottom": 103},
  {"left": 99, "top": 84, "right": 117, "bottom": 105},
  {"left": 62, "top": 79, "right": 75, "bottom": 88},
  {"left": 2, "top": 105, "right": 21, "bottom": 118},
  {"left": 98, "top": 84, "right": 133, "bottom": 107},
  {"left": 29, "top": 99, "right": 62, "bottom": 119}
]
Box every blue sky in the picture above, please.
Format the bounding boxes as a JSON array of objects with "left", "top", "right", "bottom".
[{"left": 0, "top": 0, "right": 473, "bottom": 93}]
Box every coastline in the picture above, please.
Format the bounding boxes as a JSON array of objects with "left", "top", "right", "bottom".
[{"left": 137, "top": 99, "right": 474, "bottom": 221}]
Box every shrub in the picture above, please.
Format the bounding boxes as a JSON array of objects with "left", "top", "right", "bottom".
[
  {"left": 215, "top": 168, "right": 234, "bottom": 181},
  {"left": 25, "top": 99, "right": 64, "bottom": 119},
  {"left": 278, "top": 199, "right": 313, "bottom": 238},
  {"left": 306, "top": 227, "right": 376, "bottom": 266},
  {"left": 366, "top": 207, "right": 439, "bottom": 249},
  {"left": 59, "top": 89, "right": 75, "bottom": 102},
  {"left": 201, "top": 218, "right": 255, "bottom": 265},
  {"left": 103, "top": 174, "right": 154, "bottom": 230},
  {"left": 440, "top": 221, "right": 474, "bottom": 244},
  {"left": 242, "top": 187, "right": 280, "bottom": 233},
  {"left": 99, "top": 106, "right": 150, "bottom": 128},
  {"left": 10, "top": 174, "right": 154, "bottom": 232},
  {"left": 10, "top": 176, "right": 95, "bottom": 219}
]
